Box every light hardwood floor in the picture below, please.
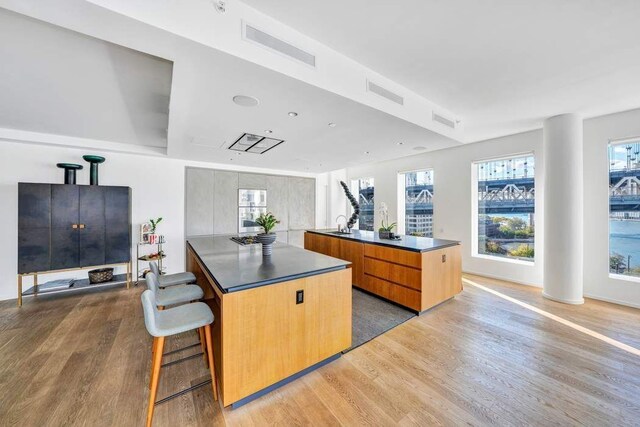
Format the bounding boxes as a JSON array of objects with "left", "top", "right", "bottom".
[{"left": 1, "top": 275, "right": 639, "bottom": 426}]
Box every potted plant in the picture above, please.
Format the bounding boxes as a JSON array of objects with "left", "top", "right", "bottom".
[
  {"left": 379, "top": 220, "right": 397, "bottom": 239},
  {"left": 377, "top": 202, "right": 397, "bottom": 239},
  {"left": 255, "top": 212, "right": 279, "bottom": 256},
  {"left": 149, "top": 217, "right": 163, "bottom": 244}
]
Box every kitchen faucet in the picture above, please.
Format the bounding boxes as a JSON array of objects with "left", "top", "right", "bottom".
[{"left": 335, "top": 214, "right": 349, "bottom": 233}]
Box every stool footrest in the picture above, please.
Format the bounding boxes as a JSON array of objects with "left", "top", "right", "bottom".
[
  {"left": 163, "top": 342, "right": 200, "bottom": 356},
  {"left": 161, "top": 352, "right": 204, "bottom": 368},
  {"left": 155, "top": 380, "right": 212, "bottom": 406}
]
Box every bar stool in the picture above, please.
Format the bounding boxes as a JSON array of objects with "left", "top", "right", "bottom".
[
  {"left": 141, "top": 290, "right": 218, "bottom": 427},
  {"left": 145, "top": 272, "right": 203, "bottom": 309},
  {"left": 149, "top": 261, "right": 196, "bottom": 289},
  {"left": 146, "top": 271, "right": 209, "bottom": 373}
]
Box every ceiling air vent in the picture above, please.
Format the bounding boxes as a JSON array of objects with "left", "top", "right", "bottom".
[
  {"left": 366, "top": 80, "right": 404, "bottom": 105},
  {"left": 432, "top": 112, "right": 456, "bottom": 129},
  {"left": 243, "top": 23, "right": 316, "bottom": 67},
  {"left": 228, "top": 133, "right": 284, "bottom": 154}
]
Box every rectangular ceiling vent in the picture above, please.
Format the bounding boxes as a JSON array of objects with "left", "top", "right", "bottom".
[
  {"left": 228, "top": 133, "right": 284, "bottom": 154},
  {"left": 366, "top": 80, "right": 404, "bottom": 105},
  {"left": 432, "top": 112, "right": 456, "bottom": 129},
  {"left": 243, "top": 23, "right": 316, "bottom": 67}
]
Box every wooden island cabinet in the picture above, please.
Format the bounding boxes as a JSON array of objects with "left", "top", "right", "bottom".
[{"left": 305, "top": 230, "right": 462, "bottom": 313}]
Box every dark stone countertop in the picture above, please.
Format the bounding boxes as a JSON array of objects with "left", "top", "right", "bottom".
[
  {"left": 187, "top": 236, "right": 351, "bottom": 293},
  {"left": 306, "top": 229, "right": 460, "bottom": 253}
]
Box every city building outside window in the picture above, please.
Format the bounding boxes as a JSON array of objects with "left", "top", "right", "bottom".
[
  {"left": 474, "top": 154, "right": 535, "bottom": 261},
  {"left": 609, "top": 139, "right": 640, "bottom": 278},
  {"left": 398, "top": 170, "right": 434, "bottom": 237},
  {"left": 350, "top": 178, "right": 374, "bottom": 231}
]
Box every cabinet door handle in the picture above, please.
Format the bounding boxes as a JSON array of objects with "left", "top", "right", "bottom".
[
  {"left": 79, "top": 224, "right": 86, "bottom": 229},
  {"left": 442, "top": 254, "right": 446, "bottom": 263},
  {"left": 72, "top": 224, "right": 78, "bottom": 229}
]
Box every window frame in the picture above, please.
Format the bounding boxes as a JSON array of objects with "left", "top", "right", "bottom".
[
  {"left": 607, "top": 136, "right": 640, "bottom": 281},
  {"left": 471, "top": 152, "right": 536, "bottom": 265},
  {"left": 397, "top": 168, "right": 434, "bottom": 237},
  {"left": 349, "top": 177, "right": 375, "bottom": 231}
]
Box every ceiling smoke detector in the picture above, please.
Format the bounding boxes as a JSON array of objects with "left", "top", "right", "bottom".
[{"left": 212, "top": 0, "right": 226, "bottom": 14}]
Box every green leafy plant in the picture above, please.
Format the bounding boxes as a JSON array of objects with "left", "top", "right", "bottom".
[
  {"left": 509, "top": 244, "right": 534, "bottom": 258},
  {"left": 379, "top": 220, "right": 396, "bottom": 232},
  {"left": 149, "top": 217, "right": 163, "bottom": 233},
  {"left": 255, "top": 212, "right": 279, "bottom": 234}
]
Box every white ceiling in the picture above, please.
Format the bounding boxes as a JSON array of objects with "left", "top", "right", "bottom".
[
  {"left": 0, "top": 1, "right": 459, "bottom": 173},
  {"left": 0, "top": 8, "right": 172, "bottom": 148},
  {"left": 241, "top": 0, "right": 640, "bottom": 142}
]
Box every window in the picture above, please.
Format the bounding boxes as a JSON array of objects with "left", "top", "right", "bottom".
[
  {"left": 238, "top": 189, "right": 266, "bottom": 233},
  {"left": 609, "top": 139, "right": 640, "bottom": 278},
  {"left": 475, "top": 154, "right": 535, "bottom": 261},
  {"left": 350, "top": 178, "right": 374, "bottom": 231},
  {"left": 399, "top": 170, "right": 434, "bottom": 237}
]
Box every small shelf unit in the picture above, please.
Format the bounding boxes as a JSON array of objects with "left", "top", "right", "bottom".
[{"left": 136, "top": 241, "right": 165, "bottom": 285}]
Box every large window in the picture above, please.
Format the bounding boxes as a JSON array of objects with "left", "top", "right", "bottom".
[
  {"left": 399, "top": 170, "right": 434, "bottom": 237},
  {"left": 351, "top": 178, "right": 374, "bottom": 231},
  {"left": 475, "top": 154, "right": 535, "bottom": 261},
  {"left": 609, "top": 139, "right": 640, "bottom": 278}
]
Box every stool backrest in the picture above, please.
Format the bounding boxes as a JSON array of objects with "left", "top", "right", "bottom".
[
  {"left": 146, "top": 272, "right": 160, "bottom": 295},
  {"left": 140, "top": 290, "right": 160, "bottom": 336},
  {"left": 149, "top": 261, "right": 160, "bottom": 277}
]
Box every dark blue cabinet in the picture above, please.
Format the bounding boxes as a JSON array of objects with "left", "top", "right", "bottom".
[{"left": 18, "top": 183, "right": 131, "bottom": 274}]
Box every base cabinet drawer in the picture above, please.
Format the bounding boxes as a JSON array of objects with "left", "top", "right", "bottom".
[
  {"left": 360, "top": 274, "right": 421, "bottom": 311},
  {"left": 363, "top": 257, "right": 421, "bottom": 291}
]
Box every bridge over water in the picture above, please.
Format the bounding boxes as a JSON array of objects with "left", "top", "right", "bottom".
[{"left": 356, "top": 170, "right": 640, "bottom": 218}]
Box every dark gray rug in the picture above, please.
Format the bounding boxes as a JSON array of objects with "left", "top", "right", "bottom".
[{"left": 347, "top": 288, "right": 416, "bottom": 352}]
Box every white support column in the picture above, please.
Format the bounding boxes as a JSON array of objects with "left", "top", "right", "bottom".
[{"left": 543, "top": 114, "right": 584, "bottom": 304}]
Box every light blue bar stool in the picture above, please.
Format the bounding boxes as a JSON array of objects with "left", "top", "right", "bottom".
[
  {"left": 146, "top": 272, "right": 208, "bottom": 384},
  {"left": 146, "top": 272, "right": 203, "bottom": 309},
  {"left": 149, "top": 261, "right": 196, "bottom": 288},
  {"left": 141, "top": 290, "right": 218, "bottom": 427}
]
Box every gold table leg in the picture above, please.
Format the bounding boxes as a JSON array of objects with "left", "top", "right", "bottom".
[
  {"left": 126, "top": 262, "right": 131, "bottom": 289},
  {"left": 17, "top": 275, "right": 23, "bottom": 308},
  {"left": 33, "top": 273, "right": 38, "bottom": 295}
]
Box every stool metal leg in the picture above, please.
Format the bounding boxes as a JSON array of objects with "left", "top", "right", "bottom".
[
  {"left": 147, "top": 336, "right": 165, "bottom": 427},
  {"left": 204, "top": 324, "right": 218, "bottom": 401}
]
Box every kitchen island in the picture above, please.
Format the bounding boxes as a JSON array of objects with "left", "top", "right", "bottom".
[
  {"left": 186, "top": 236, "right": 352, "bottom": 407},
  {"left": 305, "top": 229, "right": 462, "bottom": 312}
]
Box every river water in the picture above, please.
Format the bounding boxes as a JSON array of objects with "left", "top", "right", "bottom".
[{"left": 610, "top": 220, "right": 640, "bottom": 270}]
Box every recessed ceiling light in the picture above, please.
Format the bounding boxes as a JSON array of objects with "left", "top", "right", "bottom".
[
  {"left": 288, "top": 111, "right": 298, "bottom": 117},
  {"left": 413, "top": 146, "right": 427, "bottom": 151},
  {"left": 232, "top": 95, "right": 259, "bottom": 107},
  {"left": 328, "top": 122, "right": 336, "bottom": 127},
  {"left": 264, "top": 130, "right": 273, "bottom": 134}
]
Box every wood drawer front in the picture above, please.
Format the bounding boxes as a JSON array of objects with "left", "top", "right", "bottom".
[
  {"left": 363, "top": 257, "right": 422, "bottom": 291},
  {"left": 364, "top": 244, "right": 422, "bottom": 268},
  {"left": 361, "top": 274, "right": 421, "bottom": 311}
]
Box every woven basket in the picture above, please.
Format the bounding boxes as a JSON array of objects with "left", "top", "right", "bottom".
[{"left": 88, "top": 267, "right": 114, "bottom": 284}]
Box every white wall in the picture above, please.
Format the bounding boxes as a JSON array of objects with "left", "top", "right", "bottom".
[
  {"left": 337, "top": 107, "right": 640, "bottom": 308},
  {"left": 346, "top": 130, "right": 544, "bottom": 287},
  {"left": 0, "top": 140, "right": 315, "bottom": 301}
]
